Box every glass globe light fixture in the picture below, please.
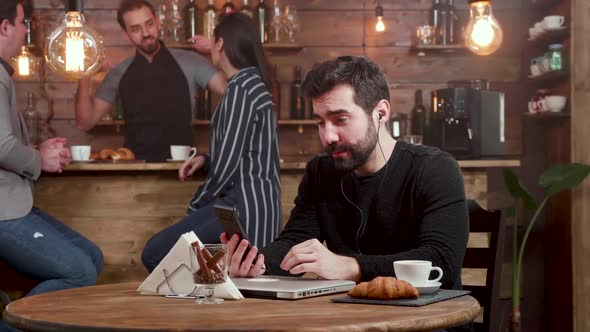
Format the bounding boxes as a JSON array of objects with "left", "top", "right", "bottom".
[
  {"left": 464, "top": 0, "right": 503, "bottom": 56},
  {"left": 45, "top": 0, "right": 104, "bottom": 80},
  {"left": 13, "top": 46, "right": 39, "bottom": 80},
  {"left": 12, "top": 18, "right": 39, "bottom": 80}
]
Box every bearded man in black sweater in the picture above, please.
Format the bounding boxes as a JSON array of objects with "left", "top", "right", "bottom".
[{"left": 222, "top": 56, "right": 470, "bottom": 330}]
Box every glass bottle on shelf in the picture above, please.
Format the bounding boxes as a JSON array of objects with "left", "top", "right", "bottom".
[
  {"left": 270, "top": 1, "right": 282, "bottom": 43},
  {"left": 255, "top": 0, "right": 270, "bottom": 43},
  {"left": 271, "top": 64, "right": 281, "bottom": 118},
  {"left": 23, "top": 92, "right": 40, "bottom": 145},
  {"left": 548, "top": 44, "right": 563, "bottom": 71},
  {"left": 184, "top": 0, "right": 198, "bottom": 41},
  {"left": 431, "top": 0, "right": 440, "bottom": 44},
  {"left": 115, "top": 99, "right": 125, "bottom": 120},
  {"left": 290, "top": 65, "right": 305, "bottom": 120},
  {"left": 168, "top": 0, "right": 183, "bottom": 42},
  {"left": 391, "top": 113, "right": 408, "bottom": 140},
  {"left": 241, "top": 0, "right": 254, "bottom": 18},
  {"left": 202, "top": 0, "right": 217, "bottom": 39},
  {"left": 411, "top": 89, "right": 426, "bottom": 136},
  {"left": 196, "top": 88, "right": 212, "bottom": 120},
  {"left": 157, "top": 1, "right": 168, "bottom": 41},
  {"left": 221, "top": 0, "right": 236, "bottom": 16}
]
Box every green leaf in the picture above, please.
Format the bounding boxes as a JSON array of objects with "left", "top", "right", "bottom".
[
  {"left": 539, "top": 163, "right": 590, "bottom": 197},
  {"left": 503, "top": 169, "right": 536, "bottom": 209}
]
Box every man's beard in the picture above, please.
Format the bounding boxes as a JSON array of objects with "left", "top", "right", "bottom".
[
  {"left": 325, "top": 119, "right": 378, "bottom": 172},
  {"left": 136, "top": 36, "right": 159, "bottom": 55}
]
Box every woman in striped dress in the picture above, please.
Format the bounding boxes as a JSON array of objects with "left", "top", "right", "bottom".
[{"left": 141, "top": 13, "right": 281, "bottom": 272}]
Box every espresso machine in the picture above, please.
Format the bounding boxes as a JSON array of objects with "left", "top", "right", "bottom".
[{"left": 425, "top": 86, "right": 505, "bottom": 159}]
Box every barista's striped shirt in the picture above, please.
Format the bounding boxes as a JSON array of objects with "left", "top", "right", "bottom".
[{"left": 188, "top": 67, "right": 282, "bottom": 248}]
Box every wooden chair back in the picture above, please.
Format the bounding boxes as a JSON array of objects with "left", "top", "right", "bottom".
[{"left": 463, "top": 200, "right": 504, "bottom": 332}]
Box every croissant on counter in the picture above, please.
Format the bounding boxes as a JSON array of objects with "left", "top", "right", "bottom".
[
  {"left": 348, "top": 276, "right": 419, "bottom": 300},
  {"left": 96, "top": 148, "right": 135, "bottom": 161}
]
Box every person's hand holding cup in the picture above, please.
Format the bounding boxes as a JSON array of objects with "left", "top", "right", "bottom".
[{"left": 393, "top": 260, "right": 443, "bottom": 286}]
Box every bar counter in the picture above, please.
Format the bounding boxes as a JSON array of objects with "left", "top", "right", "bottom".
[{"left": 33, "top": 159, "right": 519, "bottom": 284}]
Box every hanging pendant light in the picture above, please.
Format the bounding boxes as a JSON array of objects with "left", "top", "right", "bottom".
[
  {"left": 12, "top": 19, "right": 39, "bottom": 80},
  {"left": 464, "top": 0, "right": 503, "bottom": 56},
  {"left": 45, "top": 0, "right": 104, "bottom": 80},
  {"left": 375, "top": 2, "right": 385, "bottom": 32}
]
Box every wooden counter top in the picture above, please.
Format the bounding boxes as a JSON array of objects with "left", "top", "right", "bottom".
[{"left": 63, "top": 159, "right": 519, "bottom": 171}]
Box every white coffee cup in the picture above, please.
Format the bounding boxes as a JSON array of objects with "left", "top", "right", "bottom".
[
  {"left": 545, "top": 95, "right": 567, "bottom": 112},
  {"left": 70, "top": 145, "right": 91, "bottom": 161},
  {"left": 393, "top": 260, "right": 443, "bottom": 286},
  {"left": 170, "top": 145, "right": 197, "bottom": 161},
  {"left": 530, "top": 64, "right": 541, "bottom": 77},
  {"left": 543, "top": 15, "right": 564, "bottom": 29}
]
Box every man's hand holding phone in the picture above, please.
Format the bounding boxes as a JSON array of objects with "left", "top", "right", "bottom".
[{"left": 220, "top": 233, "right": 265, "bottom": 278}]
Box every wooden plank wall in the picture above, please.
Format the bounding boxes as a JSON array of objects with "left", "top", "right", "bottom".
[
  {"left": 571, "top": 0, "right": 590, "bottom": 330},
  {"left": 16, "top": 0, "right": 527, "bottom": 159}
]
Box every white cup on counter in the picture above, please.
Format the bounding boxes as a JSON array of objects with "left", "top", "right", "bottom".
[
  {"left": 170, "top": 145, "right": 197, "bottom": 161},
  {"left": 70, "top": 145, "right": 91, "bottom": 161}
]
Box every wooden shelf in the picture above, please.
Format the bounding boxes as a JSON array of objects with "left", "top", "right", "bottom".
[
  {"left": 167, "top": 43, "right": 194, "bottom": 50},
  {"left": 263, "top": 43, "right": 304, "bottom": 52},
  {"left": 411, "top": 44, "right": 467, "bottom": 56},
  {"left": 96, "top": 120, "right": 124, "bottom": 126},
  {"left": 529, "top": 28, "right": 569, "bottom": 47},
  {"left": 97, "top": 120, "right": 316, "bottom": 126},
  {"left": 278, "top": 120, "right": 316, "bottom": 125},
  {"left": 523, "top": 111, "right": 570, "bottom": 120},
  {"left": 528, "top": 70, "right": 569, "bottom": 83},
  {"left": 168, "top": 42, "right": 304, "bottom": 52}
]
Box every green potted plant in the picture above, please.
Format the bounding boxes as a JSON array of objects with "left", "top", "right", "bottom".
[{"left": 503, "top": 163, "right": 590, "bottom": 332}]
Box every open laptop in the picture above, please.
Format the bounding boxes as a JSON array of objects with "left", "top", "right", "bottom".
[{"left": 232, "top": 275, "right": 356, "bottom": 300}]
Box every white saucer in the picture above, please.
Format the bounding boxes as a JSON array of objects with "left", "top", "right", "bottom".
[
  {"left": 72, "top": 159, "right": 95, "bottom": 163},
  {"left": 544, "top": 26, "right": 566, "bottom": 31},
  {"left": 166, "top": 159, "right": 186, "bottom": 162},
  {"left": 413, "top": 281, "right": 441, "bottom": 295}
]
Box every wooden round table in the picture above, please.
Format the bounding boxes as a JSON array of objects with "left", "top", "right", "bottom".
[{"left": 4, "top": 282, "right": 480, "bottom": 331}]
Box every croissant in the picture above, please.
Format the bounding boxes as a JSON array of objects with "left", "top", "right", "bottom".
[
  {"left": 116, "top": 147, "right": 135, "bottom": 160},
  {"left": 348, "top": 276, "right": 419, "bottom": 300}
]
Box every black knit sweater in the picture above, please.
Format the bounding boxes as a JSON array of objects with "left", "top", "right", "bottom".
[{"left": 262, "top": 141, "right": 469, "bottom": 290}]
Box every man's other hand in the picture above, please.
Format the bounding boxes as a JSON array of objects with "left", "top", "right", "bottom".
[{"left": 280, "top": 239, "right": 361, "bottom": 282}]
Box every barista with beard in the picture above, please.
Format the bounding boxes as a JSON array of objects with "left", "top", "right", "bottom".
[
  {"left": 74, "top": 0, "right": 226, "bottom": 162},
  {"left": 223, "top": 57, "right": 469, "bottom": 305}
]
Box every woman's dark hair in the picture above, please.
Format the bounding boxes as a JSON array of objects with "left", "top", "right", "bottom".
[
  {"left": 117, "top": 0, "right": 156, "bottom": 30},
  {"left": 0, "top": 0, "right": 23, "bottom": 25},
  {"left": 302, "top": 56, "right": 390, "bottom": 116},
  {"left": 214, "top": 13, "right": 271, "bottom": 89}
]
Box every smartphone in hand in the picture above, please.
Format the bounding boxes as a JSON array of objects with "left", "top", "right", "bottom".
[{"left": 213, "top": 204, "right": 256, "bottom": 263}]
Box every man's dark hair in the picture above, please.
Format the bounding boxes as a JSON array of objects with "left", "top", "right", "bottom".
[
  {"left": 302, "top": 56, "right": 390, "bottom": 116},
  {"left": 117, "top": 0, "right": 156, "bottom": 30},
  {"left": 0, "top": 0, "right": 23, "bottom": 26}
]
